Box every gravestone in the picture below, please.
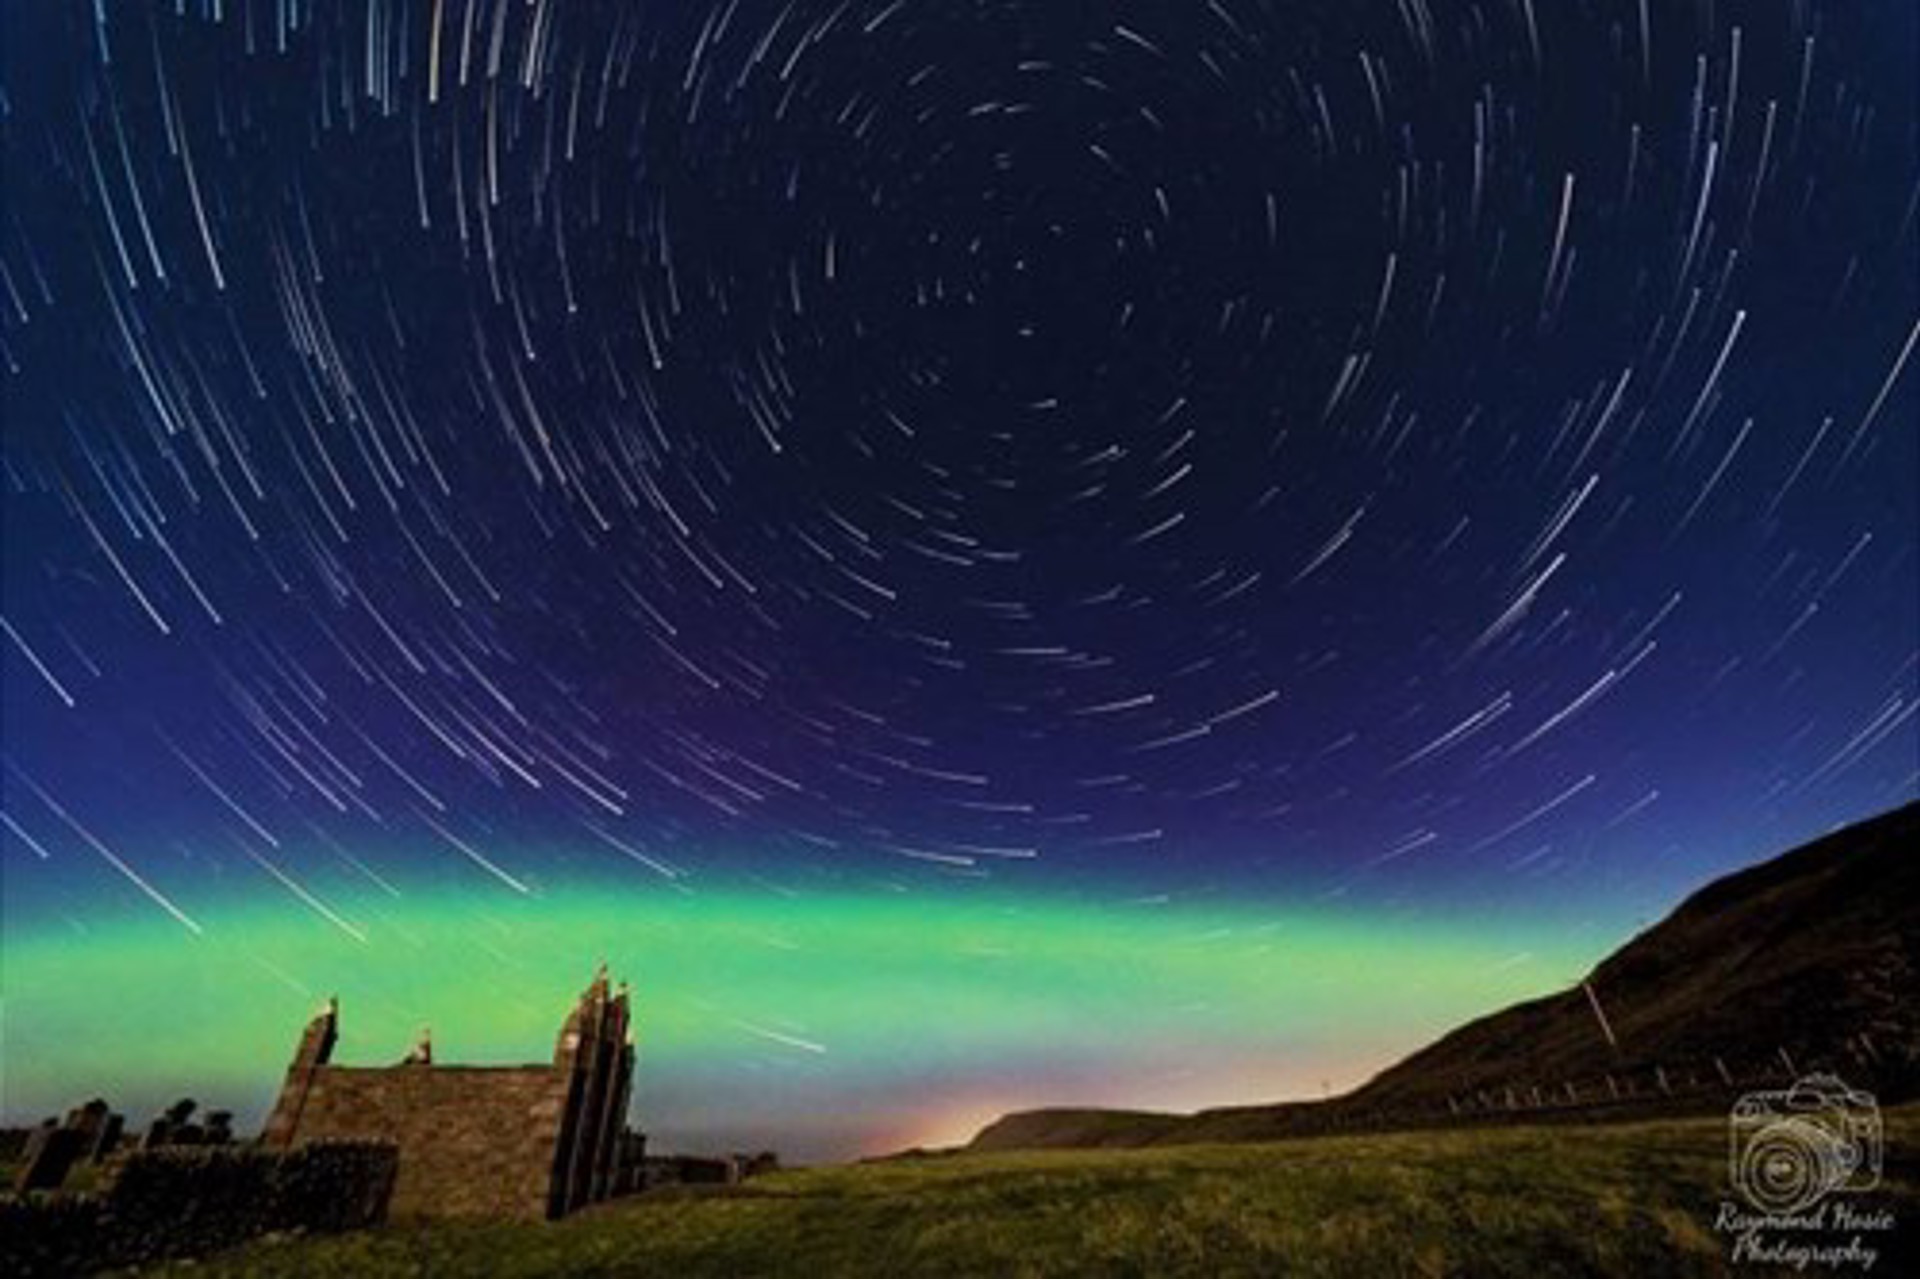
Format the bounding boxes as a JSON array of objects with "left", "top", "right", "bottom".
[{"left": 14, "top": 1122, "right": 85, "bottom": 1194}]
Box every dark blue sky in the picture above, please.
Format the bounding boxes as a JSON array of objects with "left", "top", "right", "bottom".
[{"left": 3, "top": 0, "right": 1915, "bottom": 940}]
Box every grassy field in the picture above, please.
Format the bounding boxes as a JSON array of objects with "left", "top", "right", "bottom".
[{"left": 157, "top": 1107, "right": 1918, "bottom": 1277}]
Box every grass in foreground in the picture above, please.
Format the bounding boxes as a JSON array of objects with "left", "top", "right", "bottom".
[{"left": 155, "top": 1107, "right": 1918, "bottom": 1278}]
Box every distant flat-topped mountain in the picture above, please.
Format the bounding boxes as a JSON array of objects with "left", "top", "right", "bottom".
[{"left": 970, "top": 802, "right": 1920, "bottom": 1152}]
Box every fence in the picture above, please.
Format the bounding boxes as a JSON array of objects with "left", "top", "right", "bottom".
[{"left": 1330, "top": 1032, "right": 1915, "bottom": 1136}]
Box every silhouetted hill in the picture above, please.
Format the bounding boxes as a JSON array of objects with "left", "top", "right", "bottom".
[
  {"left": 961, "top": 1109, "right": 1188, "bottom": 1153},
  {"left": 969, "top": 802, "right": 1920, "bottom": 1151}
]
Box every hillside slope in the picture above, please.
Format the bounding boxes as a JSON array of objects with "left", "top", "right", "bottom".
[{"left": 971, "top": 802, "right": 1920, "bottom": 1151}]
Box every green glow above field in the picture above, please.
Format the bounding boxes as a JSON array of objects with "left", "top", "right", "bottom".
[{"left": 1, "top": 867, "right": 1607, "bottom": 1158}]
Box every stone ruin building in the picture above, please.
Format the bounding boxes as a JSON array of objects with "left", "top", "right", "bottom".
[{"left": 261, "top": 968, "right": 640, "bottom": 1220}]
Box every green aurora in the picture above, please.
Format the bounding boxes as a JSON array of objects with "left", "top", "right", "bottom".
[{"left": 1, "top": 868, "right": 1614, "bottom": 1159}]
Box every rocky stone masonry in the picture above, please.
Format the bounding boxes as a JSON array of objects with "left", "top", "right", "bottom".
[
  {"left": 260, "top": 969, "right": 638, "bottom": 1220},
  {"left": 0, "top": 1142, "right": 396, "bottom": 1278}
]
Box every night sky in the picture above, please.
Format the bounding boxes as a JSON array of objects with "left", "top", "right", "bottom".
[{"left": 2, "top": 1, "right": 1914, "bottom": 1161}]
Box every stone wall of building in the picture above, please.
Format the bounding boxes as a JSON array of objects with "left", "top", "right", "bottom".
[{"left": 289, "top": 1065, "right": 564, "bottom": 1220}]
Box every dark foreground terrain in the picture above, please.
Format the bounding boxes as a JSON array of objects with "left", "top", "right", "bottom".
[{"left": 156, "top": 1106, "right": 1918, "bottom": 1277}]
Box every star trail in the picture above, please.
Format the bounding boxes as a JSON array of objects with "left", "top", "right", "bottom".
[{"left": 1, "top": 1, "right": 1914, "bottom": 1158}]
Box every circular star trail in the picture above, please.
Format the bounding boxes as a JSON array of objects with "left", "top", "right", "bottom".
[{"left": 1, "top": 0, "right": 1914, "bottom": 927}]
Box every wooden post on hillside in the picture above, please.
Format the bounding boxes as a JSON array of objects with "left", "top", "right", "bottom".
[{"left": 1582, "top": 981, "right": 1619, "bottom": 1050}]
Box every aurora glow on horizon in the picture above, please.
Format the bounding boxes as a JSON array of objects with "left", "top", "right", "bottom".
[
  {"left": 6, "top": 868, "right": 1624, "bottom": 1160},
  {"left": 2, "top": 2, "right": 1915, "bottom": 1163}
]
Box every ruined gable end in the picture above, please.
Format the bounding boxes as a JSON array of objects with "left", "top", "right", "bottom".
[{"left": 259, "top": 973, "right": 639, "bottom": 1220}]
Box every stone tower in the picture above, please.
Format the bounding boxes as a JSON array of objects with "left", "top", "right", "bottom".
[{"left": 261, "top": 997, "right": 338, "bottom": 1149}]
